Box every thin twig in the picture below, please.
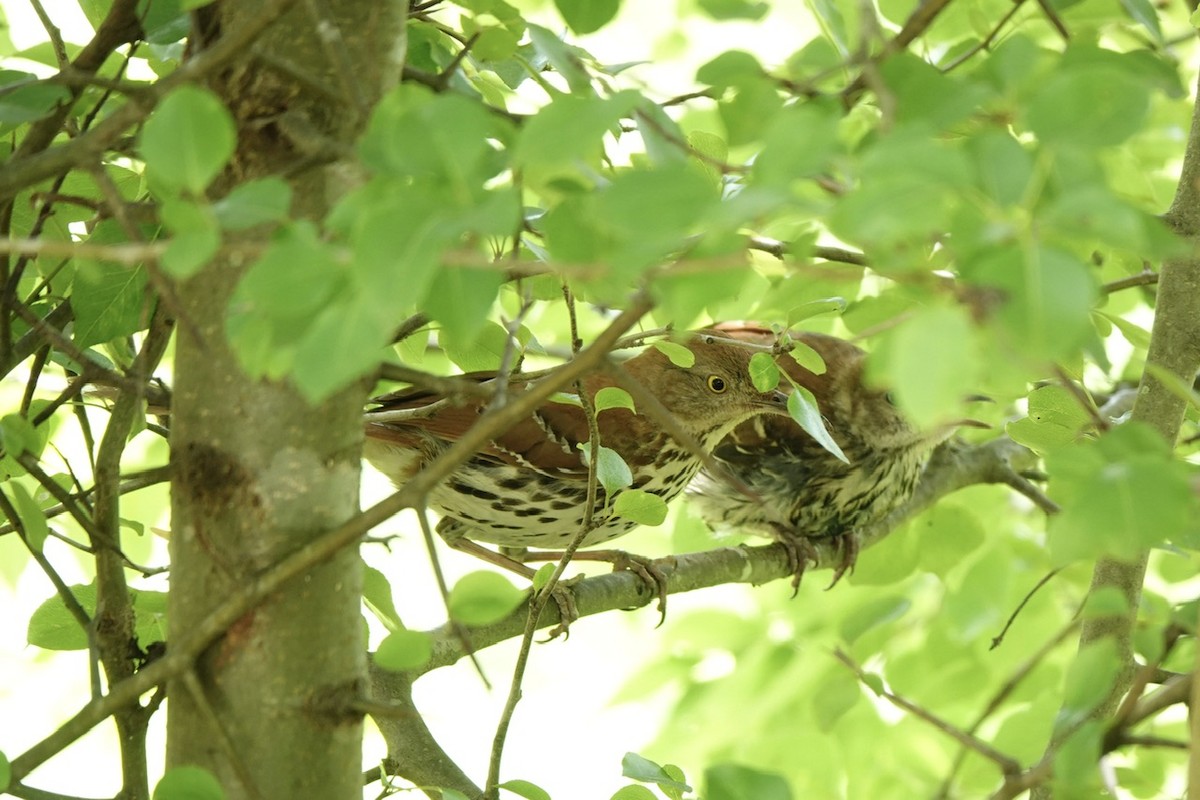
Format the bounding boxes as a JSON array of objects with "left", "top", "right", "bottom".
[
  {"left": 484, "top": 283, "right": 606, "bottom": 799},
  {"left": 936, "top": 618, "right": 1080, "bottom": 799},
  {"left": 415, "top": 503, "right": 490, "bottom": 687},
  {"left": 834, "top": 648, "right": 1023, "bottom": 777},
  {"left": 991, "top": 569, "right": 1063, "bottom": 649}
]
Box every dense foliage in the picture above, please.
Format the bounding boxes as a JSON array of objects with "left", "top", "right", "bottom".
[{"left": 0, "top": 0, "right": 1199, "bottom": 798}]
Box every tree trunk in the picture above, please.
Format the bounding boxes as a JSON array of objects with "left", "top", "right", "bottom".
[{"left": 167, "top": 3, "right": 405, "bottom": 798}]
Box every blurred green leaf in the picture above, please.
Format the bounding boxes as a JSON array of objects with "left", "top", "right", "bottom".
[
  {"left": 0, "top": 70, "right": 69, "bottom": 125},
  {"left": 363, "top": 565, "right": 402, "bottom": 631},
  {"left": 554, "top": 0, "right": 620, "bottom": 34},
  {"left": 500, "top": 779, "right": 552, "bottom": 800},
  {"left": 612, "top": 489, "right": 669, "bottom": 526},
  {"left": 212, "top": 178, "right": 292, "bottom": 231},
  {"left": 705, "top": 763, "right": 792, "bottom": 800},
  {"left": 447, "top": 571, "right": 525, "bottom": 626},
  {"left": 698, "top": 0, "right": 769, "bottom": 19},
  {"left": 622, "top": 752, "right": 691, "bottom": 792},
  {"left": 9, "top": 482, "right": 48, "bottom": 552},
  {"left": 28, "top": 583, "right": 95, "bottom": 650},
  {"left": 140, "top": 86, "right": 236, "bottom": 194},
  {"left": 375, "top": 629, "right": 434, "bottom": 672},
  {"left": 610, "top": 786, "right": 657, "bottom": 800},
  {"left": 153, "top": 766, "right": 225, "bottom": 800}
]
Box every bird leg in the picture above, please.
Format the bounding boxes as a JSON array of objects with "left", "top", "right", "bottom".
[
  {"left": 444, "top": 538, "right": 580, "bottom": 638},
  {"left": 506, "top": 548, "right": 670, "bottom": 627}
]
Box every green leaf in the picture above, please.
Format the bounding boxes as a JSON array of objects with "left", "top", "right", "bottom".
[
  {"left": 0, "top": 413, "right": 42, "bottom": 458},
  {"left": 811, "top": 668, "right": 860, "bottom": 732},
  {"left": 698, "top": 0, "right": 769, "bottom": 19},
  {"left": 1006, "top": 384, "right": 1094, "bottom": 452},
  {"left": 687, "top": 130, "right": 728, "bottom": 189},
  {"left": 612, "top": 490, "right": 669, "bottom": 526},
  {"left": 527, "top": 23, "right": 595, "bottom": 95},
  {"left": 131, "top": 589, "right": 168, "bottom": 650},
  {"left": 531, "top": 563, "right": 556, "bottom": 592},
  {"left": 581, "top": 444, "right": 634, "bottom": 497},
  {"left": 212, "top": 178, "right": 292, "bottom": 231},
  {"left": 423, "top": 267, "right": 504, "bottom": 346},
  {"left": 718, "top": 79, "right": 782, "bottom": 147},
  {"left": 1047, "top": 423, "right": 1196, "bottom": 563},
  {"left": 610, "top": 787, "right": 657, "bottom": 800},
  {"left": 785, "top": 382, "right": 848, "bottom": 463},
  {"left": 883, "top": 305, "right": 978, "bottom": 429},
  {"left": 787, "top": 340, "right": 827, "bottom": 374},
  {"left": 160, "top": 197, "right": 220, "bottom": 278},
  {"left": 594, "top": 386, "right": 635, "bottom": 414},
  {"left": 153, "top": 765, "right": 226, "bottom": 800},
  {"left": 705, "top": 763, "right": 793, "bottom": 800},
  {"left": 514, "top": 90, "right": 639, "bottom": 184},
  {"left": 964, "top": 246, "right": 1096, "bottom": 362},
  {"left": 751, "top": 102, "right": 839, "bottom": 186},
  {"left": 140, "top": 86, "right": 236, "bottom": 194},
  {"left": 1060, "top": 639, "right": 1121, "bottom": 728},
  {"left": 748, "top": 352, "right": 780, "bottom": 392},
  {"left": 652, "top": 341, "right": 695, "bottom": 368},
  {"left": 363, "top": 565, "right": 401, "bottom": 631},
  {"left": 696, "top": 51, "right": 763, "bottom": 89},
  {"left": 375, "top": 629, "right": 434, "bottom": 672},
  {"left": 70, "top": 258, "right": 149, "bottom": 349},
  {"left": 1026, "top": 65, "right": 1149, "bottom": 148},
  {"left": 839, "top": 595, "right": 911, "bottom": 643},
  {"left": 1094, "top": 310, "right": 1151, "bottom": 349},
  {"left": 0, "top": 750, "right": 9, "bottom": 793},
  {"left": 554, "top": 0, "right": 620, "bottom": 34},
  {"left": 28, "top": 583, "right": 96, "bottom": 650},
  {"left": 500, "top": 778, "right": 552, "bottom": 800},
  {"left": 621, "top": 752, "right": 692, "bottom": 792},
  {"left": 0, "top": 70, "right": 70, "bottom": 124},
  {"left": 447, "top": 571, "right": 526, "bottom": 626},
  {"left": 9, "top": 482, "right": 48, "bottom": 552}
]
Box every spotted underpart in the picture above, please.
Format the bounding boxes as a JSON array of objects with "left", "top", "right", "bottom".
[{"left": 384, "top": 435, "right": 702, "bottom": 548}]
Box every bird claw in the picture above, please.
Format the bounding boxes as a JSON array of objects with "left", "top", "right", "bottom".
[
  {"left": 825, "top": 530, "right": 860, "bottom": 589},
  {"left": 770, "top": 524, "right": 820, "bottom": 596},
  {"left": 771, "top": 524, "right": 859, "bottom": 593},
  {"left": 604, "top": 551, "right": 669, "bottom": 627},
  {"left": 538, "top": 579, "right": 581, "bottom": 641}
]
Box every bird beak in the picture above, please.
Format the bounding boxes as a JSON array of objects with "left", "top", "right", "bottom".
[{"left": 763, "top": 388, "right": 791, "bottom": 416}]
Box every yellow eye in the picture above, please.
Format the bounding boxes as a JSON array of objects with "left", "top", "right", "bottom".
[{"left": 707, "top": 375, "right": 727, "bottom": 393}]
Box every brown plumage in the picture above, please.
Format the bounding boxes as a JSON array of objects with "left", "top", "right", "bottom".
[
  {"left": 364, "top": 331, "right": 790, "bottom": 551},
  {"left": 686, "top": 324, "right": 949, "bottom": 586}
]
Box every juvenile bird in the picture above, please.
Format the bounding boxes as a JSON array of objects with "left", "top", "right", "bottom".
[
  {"left": 364, "top": 331, "right": 791, "bottom": 609},
  {"left": 687, "top": 324, "right": 966, "bottom": 588}
]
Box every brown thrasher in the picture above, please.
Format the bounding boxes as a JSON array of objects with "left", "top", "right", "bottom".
[
  {"left": 687, "top": 324, "right": 973, "bottom": 587},
  {"left": 364, "top": 330, "right": 790, "bottom": 612}
]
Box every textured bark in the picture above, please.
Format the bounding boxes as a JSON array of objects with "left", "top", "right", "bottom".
[{"left": 166, "top": 3, "right": 405, "bottom": 799}]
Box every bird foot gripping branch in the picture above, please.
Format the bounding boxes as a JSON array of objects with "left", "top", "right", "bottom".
[{"left": 363, "top": 330, "right": 790, "bottom": 632}]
